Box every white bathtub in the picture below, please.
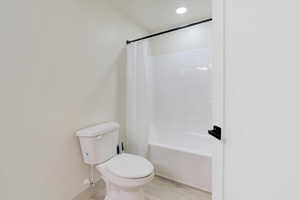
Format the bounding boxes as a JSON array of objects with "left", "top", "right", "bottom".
[{"left": 148, "top": 132, "right": 212, "bottom": 192}]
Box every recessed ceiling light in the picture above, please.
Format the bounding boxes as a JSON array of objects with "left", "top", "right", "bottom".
[{"left": 176, "top": 7, "right": 187, "bottom": 15}]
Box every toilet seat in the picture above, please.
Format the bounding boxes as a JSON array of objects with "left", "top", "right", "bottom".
[
  {"left": 96, "top": 153, "right": 154, "bottom": 189},
  {"left": 106, "top": 153, "right": 154, "bottom": 179}
]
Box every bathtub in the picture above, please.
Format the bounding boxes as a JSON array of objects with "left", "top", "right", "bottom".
[{"left": 148, "top": 132, "right": 212, "bottom": 192}]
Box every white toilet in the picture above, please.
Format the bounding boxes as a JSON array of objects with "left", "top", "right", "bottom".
[{"left": 76, "top": 122, "right": 154, "bottom": 200}]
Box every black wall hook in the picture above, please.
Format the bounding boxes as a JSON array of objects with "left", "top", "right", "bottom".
[{"left": 208, "top": 125, "right": 222, "bottom": 140}]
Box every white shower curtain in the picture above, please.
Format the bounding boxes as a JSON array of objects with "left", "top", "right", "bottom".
[{"left": 126, "top": 40, "right": 152, "bottom": 157}]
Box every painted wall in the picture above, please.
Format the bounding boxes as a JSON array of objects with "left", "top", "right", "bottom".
[
  {"left": 0, "top": 0, "right": 146, "bottom": 199},
  {"left": 224, "top": 0, "right": 300, "bottom": 200}
]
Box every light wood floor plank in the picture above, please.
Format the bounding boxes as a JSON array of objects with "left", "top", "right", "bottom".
[{"left": 91, "top": 176, "right": 212, "bottom": 200}]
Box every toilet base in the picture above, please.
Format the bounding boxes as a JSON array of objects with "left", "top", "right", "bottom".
[{"left": 96, "top": 159, "right": 154, "bottom": 200}]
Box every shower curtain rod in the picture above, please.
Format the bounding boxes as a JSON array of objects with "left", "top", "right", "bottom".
[{"left": 126, "top": 18, "right": 212, "bottom": 45}]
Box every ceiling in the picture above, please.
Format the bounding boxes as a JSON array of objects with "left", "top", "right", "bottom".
[{"left": 106, "top": 0, "right": 212, "bottom": 33}]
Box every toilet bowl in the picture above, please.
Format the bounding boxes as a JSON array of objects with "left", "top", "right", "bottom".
[
  {"left": 76, "top": 122, "right": 154, "bottom": 200},
  {"left": 97, "top": 153, "right": 154, "bottom": 200}
]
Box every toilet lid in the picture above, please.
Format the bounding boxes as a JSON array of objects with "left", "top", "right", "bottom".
[{"left": 106, "top": 153, "right": 154, "bottom": 179}]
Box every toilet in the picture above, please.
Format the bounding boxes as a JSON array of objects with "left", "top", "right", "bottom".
[{"left": 76, "top": 122, "right": 154, "bottom": 200}]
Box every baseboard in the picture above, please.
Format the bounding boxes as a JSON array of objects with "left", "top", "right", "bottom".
[{"left": 72, "top": 180, "right": 106, "bottom": 200}]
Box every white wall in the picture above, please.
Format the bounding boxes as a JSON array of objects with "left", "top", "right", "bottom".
[
  {"left": 224, "top": 0, "right": 300, "bottom": 199},
  {"left": 0, "top": 0, "right": 146, "bottom": 199},
  {"left": 141, "top": 24, "right": 213, "bottom": 193}
]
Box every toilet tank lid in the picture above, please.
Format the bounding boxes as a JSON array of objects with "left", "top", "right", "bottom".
[{"left": 76, "top": 122, "right": 120, "bottom": 137}]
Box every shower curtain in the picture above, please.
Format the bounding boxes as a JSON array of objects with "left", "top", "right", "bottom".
[{"left": 126, "top": 40, "right": 152, "bottom": 157}]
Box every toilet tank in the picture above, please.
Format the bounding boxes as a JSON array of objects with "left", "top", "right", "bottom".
[{"left": 76, "top": 122, "right": 120, "bottom": 165}]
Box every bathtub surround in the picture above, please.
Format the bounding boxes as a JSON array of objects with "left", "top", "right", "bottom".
[
  {"left": 150, "top": 23, "right": 212, "bottom": 192},
  {"left": 149, "top": 23, "right": 212, "bottom": 137},
  {"left": 150, "top": 49, "right": 212, "bottom": 135},
  {"left": 0, "top": 0, "right": 146, "bottom": 199},
  {"left": 148, "top": 45, "right": 213, "bottom": 191},
  {"left": 126, "top": 22, "right": 212, "bottom": 191}
]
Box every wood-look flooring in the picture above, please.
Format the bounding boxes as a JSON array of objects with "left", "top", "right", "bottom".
[{"left": 91, "top": 176, "right": 211, "bottom": 200}]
